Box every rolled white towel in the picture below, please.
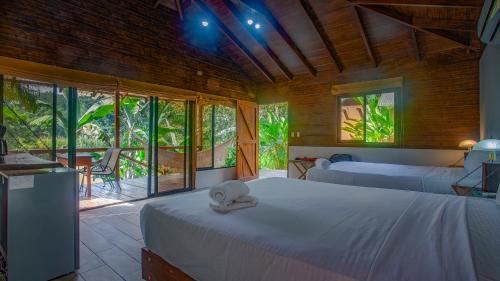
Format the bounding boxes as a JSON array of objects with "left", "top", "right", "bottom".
[
  {"left": 210, "top": 195, "right": 258, "bottom": 214},
  {"left": 209, "top": 180, "right": 250, "bottom": 206},
  {"left": 315, "top": 158, "right": 331, "bottom": 170}
]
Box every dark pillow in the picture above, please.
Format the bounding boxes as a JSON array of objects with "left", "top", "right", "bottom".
[{"left": 329, "top": 154, "right": 353, "bottom": 163}]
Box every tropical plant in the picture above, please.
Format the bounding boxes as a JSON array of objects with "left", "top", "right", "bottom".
[
  {"left": 259, "top": 103, "right": 288, "bottom": 170},
  {"left": 341, "top": 95, "right": 394, "bottom": 143}
]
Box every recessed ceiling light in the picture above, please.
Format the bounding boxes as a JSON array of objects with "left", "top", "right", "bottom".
[
  {"left": 255, "top": 23, "right": 261, "bottom": 29},
  {"left": 247, "top": 19, "right": 254, "bottom": 25},
  {"left": 201, "top": 20, "right": 209, "bottom": 27}
]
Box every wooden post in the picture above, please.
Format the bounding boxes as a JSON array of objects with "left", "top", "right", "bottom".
[{"left": 114, "top": 91, "right": 120, "bottom": 181}]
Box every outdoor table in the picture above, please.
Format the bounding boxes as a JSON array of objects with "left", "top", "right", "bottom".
[{"left": 57, "top": 153, "right": 94, "bottom": 197}]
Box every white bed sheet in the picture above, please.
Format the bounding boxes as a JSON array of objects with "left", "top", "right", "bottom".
[
  {"left": 307, "top": 161, "right": 470, "bottom": 194},
  {"left": 140, "top": 177, "right": 495, "bottom": 281}
]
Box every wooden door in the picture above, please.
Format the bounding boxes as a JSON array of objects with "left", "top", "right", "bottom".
[{"left": 236, "top": 100, "right": 259, "bottom": 181}]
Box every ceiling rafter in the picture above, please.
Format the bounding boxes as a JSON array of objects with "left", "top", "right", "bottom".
[
  {"left": 353, "top": 6, "right": 378, "bottom": 67},
  {"left": 193, "top": 0, "right": 275, "bottom": 83},
  {"left": 299, "top": 0, "right": 344, "bottom": 72},
  {"left": 174, "top": 0, "right": 184, "bottom": 20},
  {"left": 351, "top": 3, "right": 477, "bottom": 51},
  {"left": 240, "top": 0, "right": 318, "bottom": 77},
  {"left": 349, "top": 0, "right": 483, "bottom": 9},
  {"left": 409, "top": 28, "right": 421, "bottom": 61},
  {"left": 223, "top": 0, "right": 293, "bottom": 80}
]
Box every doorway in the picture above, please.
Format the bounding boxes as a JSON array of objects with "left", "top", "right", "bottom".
[{"left": 258, "top": 102, "right": 288, "bottom": 178}]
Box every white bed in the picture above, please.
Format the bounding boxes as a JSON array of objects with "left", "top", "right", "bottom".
[
  {"left": 306, "top": 161, "right": 471, "bottom": 194},
  {"left": 140, "top": 177, "right": 500, "bottom": 281}
]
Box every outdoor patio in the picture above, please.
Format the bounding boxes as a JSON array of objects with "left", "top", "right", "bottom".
[{"left": 79, "top": 173, "right": 185, "bottom": 210}]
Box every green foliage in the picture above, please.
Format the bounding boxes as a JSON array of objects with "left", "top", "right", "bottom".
[
  {"left": 259, "top": 103, "right": 288, "bottom": 170},
  {"left": 341, "top": 95, "right": 394, "bottom": 143}
]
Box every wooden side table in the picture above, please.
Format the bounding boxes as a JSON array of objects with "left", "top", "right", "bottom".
[{"left": 288, "top": 158, "right": 316, "bottom": 180}]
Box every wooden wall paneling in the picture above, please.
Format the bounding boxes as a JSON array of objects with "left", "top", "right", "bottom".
[
  {"left": 0, "top": 0, "right": 256, "bottom": 100},
  {"left": 257, "top": 50, "right": 480, "bottom": 150},
  {"left": 409, "top": 29, "right": 421, "bottom": 61}
]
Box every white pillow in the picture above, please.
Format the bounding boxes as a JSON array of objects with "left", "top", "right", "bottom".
[
  {"left": 464, "top": 150, "right": 495, "bottom": 173},
  {"left": 315, "top": 158, "right": 331, "bottom": 170}
]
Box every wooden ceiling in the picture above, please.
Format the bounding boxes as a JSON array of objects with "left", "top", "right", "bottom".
[{"left": 154, "top": 0, "right": 483, "bottom": 84}]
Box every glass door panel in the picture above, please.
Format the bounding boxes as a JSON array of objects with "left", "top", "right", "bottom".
[{"left": 156, "top": 99, "right": 189, "bottom": 194}]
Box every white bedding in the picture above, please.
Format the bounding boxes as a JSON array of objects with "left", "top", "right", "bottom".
[
  {"left": 140, "top": 177, "right": 498, "bottom": 281},
  {"left": 307, "top": 161, "right": 473, "bottom": 194}
]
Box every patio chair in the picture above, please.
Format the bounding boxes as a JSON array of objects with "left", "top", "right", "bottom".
[
  {"left": 86, "top": 148, "right": 122, "bottom": 191},
  {"left": 79, "top": 148, "right": 113, "bottom": 194}
]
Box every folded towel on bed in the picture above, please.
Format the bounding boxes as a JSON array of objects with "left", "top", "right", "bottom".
[
  {"left": 209, "top": 180, "right": 250, "bottom": 205},
  {"left": 210, "top": 195, "right": 258, "bottom": 213}
]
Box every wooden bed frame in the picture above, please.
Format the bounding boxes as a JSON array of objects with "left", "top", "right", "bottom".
[{"left": 142, "top": 248, "right": 195, "bottom": 281}]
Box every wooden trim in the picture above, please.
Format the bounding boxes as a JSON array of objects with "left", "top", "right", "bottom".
[
  {"left": 193, "top": 0, "right": 275, "bottom": 83},
  {"left": 332, "top": 77, "right": 403, "bottom": 95},
  {"left": 223, "top": 0, "right": 293, "bottom": 80},
  {"left": 142, "top": 248, "right": 195, "bottom": 281},
  {"left": 240, "top": 0, "right": 318, "bottom": 77},
  {"left": 299, "top": 0, "right": 343, "bottom": 72},
  {"left": 0, "top": 56, "right": 254, "bottom": 102},
  {"left": 353, "top": 6, "right": 378, "bottom": 67}
]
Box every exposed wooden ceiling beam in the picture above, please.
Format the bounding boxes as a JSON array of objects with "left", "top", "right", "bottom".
[
  {"left": 353, "top": 6, "right": 378, "bottom": 67},
  {"left": 240, "top": 0, "right": 318, "bottom": 77},
  {"left": 299, "top": 0, "right": 343, "bottom": 72},
  {"left": 174, "top": 0, "right": 184, "bottom": 20},
  {"left": 349, "top": 0, "right": 482, "bottom": 8},
  {"left": 352, "top": 4, "right": 477, "bottom": 51},
  {"left": 223, "top": 0, "right": 293, "bottom": 80},
  {"left": 409, "top": 28, "right": 421, "bottom": 61},
  {"left": 193, "top": 0, "right": 275, "bottom": 83},
  {"left": 412, "top": 17, "right": 475, "bottom": 32}
]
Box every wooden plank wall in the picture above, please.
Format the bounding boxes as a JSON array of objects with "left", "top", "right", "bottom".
[
  {"left": 0, "top": 0, "right": 255, "bottom": 100},
  {"left": 258, "top": 50, "right": 480, "bottom": 149}
]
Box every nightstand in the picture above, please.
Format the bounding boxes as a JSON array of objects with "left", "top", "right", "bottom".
[{"left": 482, "top": 161, "right": 500, "bottom": 193}]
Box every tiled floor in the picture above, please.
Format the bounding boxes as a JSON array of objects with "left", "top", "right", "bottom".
[{"left": 58, "top": 198, "right": 160, "bottom": 281}]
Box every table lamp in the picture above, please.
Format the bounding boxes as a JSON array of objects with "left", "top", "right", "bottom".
[{"left": 458, "top": 139, "right": 477, "bottom": 151}]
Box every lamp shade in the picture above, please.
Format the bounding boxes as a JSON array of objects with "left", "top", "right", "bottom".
[
  {"left": 472, "top": 139, "right": 500, "bottom": 151},
  {"left": 458, "top": 139, "right": 477, "bottom": 150}
]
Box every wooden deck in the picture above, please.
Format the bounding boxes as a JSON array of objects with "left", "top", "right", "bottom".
[{"left": 79, "top": 174, "right": 185, "bottom": 210}]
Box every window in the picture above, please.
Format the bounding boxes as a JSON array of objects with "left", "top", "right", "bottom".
[
  {"left": 197, "top": 103, "right": 236, "bottom": 169},
  {"left": 338, "top": 88, "right": 400, "bottom": 145}
]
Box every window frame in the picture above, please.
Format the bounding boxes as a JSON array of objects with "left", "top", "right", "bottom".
[{"left": 336, "top": 87, "right": 401, "bottom": 147}]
